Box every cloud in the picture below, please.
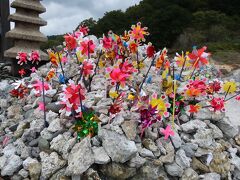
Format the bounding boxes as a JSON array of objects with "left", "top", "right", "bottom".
[{"left": 39, "top": 0, "right": 141, "bottom": 35}]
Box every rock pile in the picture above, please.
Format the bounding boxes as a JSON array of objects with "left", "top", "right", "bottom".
[{"left": 0, "top": 60, "right": 240, "bottom": 180}]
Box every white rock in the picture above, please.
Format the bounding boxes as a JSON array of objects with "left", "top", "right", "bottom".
[
  {"left": 18, "top": 169, "right": 29, "bottom": 178},
  {"left": 139, "top": 148, "right": 155, "bottom": 158},
  {"left": 199, "top": 173, "right": 221, "bottom": 180},
  {"left": 215, "top": 117, "right": 238, "bottom": 138},
  {"left": 92, "top": 146, "right": 110, "bottom": 164},
  {"left": 0, "top": 154, "right": 22, "bottom": 176},
  {"left": 47, "top": 118, "right": 63, "bottom": 133},
  {"left": 175, "top": 149, "right": 191, "bottom": 169},
  {"left": 181, "top": 120, "right": 207, "bottom": 133},
  {"left": 165, "top": 162, "right": 184, "bottom": 177},
  {"left": 40, "top": 152, "right": 66, "bottom": 179},
  {"left": 66, "top": 137, "right": 94, "bottom": 175},
  {"left": 98, "top": 129, "right": 137, "bottom": 163},
  {"left": 192, "top": 129, "right": 214, "bottom": 148}
]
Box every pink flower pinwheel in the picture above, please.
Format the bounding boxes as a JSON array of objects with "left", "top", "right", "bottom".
[
  {"left": 188, "top": 46, "right": 210, "bottom": 68},
  {"left": 16, "top": 52, "right": 28, "bottom": 65},
  {"left": 102, "top": 35, "right": 113, "bottom": 49},
  {"left": 160, "top": 125, "right": 175, "bottom": 140},
  {"left": 110, "top": 68, "right": 130, "bottom": 86},
  {"left": 82, "top": 60, "right": 94, "bottom": 77},
  {"left": 29, "top": 50, "right": 41, "bottom": 64},
  {"left": 80, "top": 40, "right": 95, "bottom": 56},
  {"left": 119, "top": 60, "right": 137, "bottom": 75},
  {"left": 38, "top": 102, "right": 45, "bottom": 111},
  {"left": 129, "top": 22, "right": 149, "bottom": 42},
  {"left": 31, "top": 79, "right": 50, "bottom": 94}
]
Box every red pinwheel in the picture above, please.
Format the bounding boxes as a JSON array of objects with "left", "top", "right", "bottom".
[
  {"left": 16, "top": 52, "right": 28, "bottom": 65},
  {"left": 147, "top": 44, "right": 155, "bottom": 58},
  {"left": 102, "top": 35, "right": 113, "bottom": 49},
  {"left": 160, "top": 125, "right": 175, "bottom": 140},
  {"left": 29, "top": 50, "right": 41, "bottom": 64},
  {"left": 82, "top": 60, "right": 94, "bottom": 77},
  {"left": 188, "top": 46, "right": 210, "bottom": 68},
  {"left": 64, "top": 33, "right": 77, "bottom": 51},
  {"left": 80, "top": 40, "right": 95, "bottom": 56}
]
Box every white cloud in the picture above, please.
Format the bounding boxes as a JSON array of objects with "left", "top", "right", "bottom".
[{"left": 39, "top": 0, "right": 141, "bottom": 35}]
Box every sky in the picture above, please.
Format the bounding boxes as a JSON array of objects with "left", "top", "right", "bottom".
[{"left": 37, "top": 0, "right": 141, "bottom": 35}]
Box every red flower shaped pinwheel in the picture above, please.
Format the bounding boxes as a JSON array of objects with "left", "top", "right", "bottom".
[
  {"left": 31, "top": 79, "right": 50, "bottom": 95},
  {"left": 82, "top": 60, "right": 94, "bottom": 77},
  {"left": 102, "top": 35, "right": 113, "bottom": 49},
  {"left": 80, "top": 40, "right": 95, "bottom": 56},
  {"left": 188, "top": 46, "right": 210, "bottom": 68},
  {"left": 60, "top": 81, "right": 85, "bottom": 116},
  {"left": 64, "top": 33, "right": 77, "bottom": 51},
  {"left": 109, "top": 68, "right": 130, "bottom": 86},
  {"left": 129, "top": 22, "right": 149, "bottom": 42},
  {"left": 79, "top": 25, "right": 89, "bottom": 36},
  {"left": 16, "top": 52, "right": 28, "bottom": 65},
  {"left": 147, "top": 44, "right": 155, "bottom": 58},
  {"left": 209, "top": 97, "right": 225, "bottom": 113}
]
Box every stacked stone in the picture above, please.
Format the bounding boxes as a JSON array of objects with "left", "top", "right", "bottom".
[{"left": 4, "top": 0, "right": 48, "bottom": 61}]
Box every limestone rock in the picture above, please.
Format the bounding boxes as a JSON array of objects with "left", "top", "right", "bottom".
[
  {"left": 121, "top": 120, "right": 138, "bottom": 140},
  {"left": 215, "top": 117, "right": 238, "bottom": 138},
  {"left": 142, "top": 138, "right": 158, "bottom": 152},
  {"left": 127, "top": 153, "right": 146, "bottom": 168},
  {"left": 98, "top": 129, "right": 137, "bottom": 163},
  {"left": 23, "top": 157, "right": 41, "bottom": 180},
  {"left": 192, "top": 129, "right": 214, "bottom": 148},
  {"left": 181, "top": 168, "right": 199, "bottom": 180},
  {"left": 40, "top": 151, "right": 66, "bottom": 179},
  {"left": 0, "top": 154, "right": 22, "bottom": 176},
  {"left": 100, "top": 162, "right": 136, "bottom": 179},
  {"left": 47, "top": 118, "right": 63, "bottom": 133},
  {"left": 92, "top": 146, "right": 110, "bottom": 164},
  {"left": 199, "top": 173, "right": 221, "bottom": 180},
  {"left": 139, "top": 148, "right": 155, "bottom": 158},
  {"left": 175, "top": 149, "right": 191, "bottom": 169},
  {"left": 181, "top": 120, "right": 207, "bottom": 133},
  {"left": 165, "top": 162, "right": 184, "bottom": 177},
  {"left": 65, "top": 137, "right": 94, "bottom": 175}
]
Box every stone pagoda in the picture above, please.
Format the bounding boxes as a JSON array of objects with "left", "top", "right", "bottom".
[{"left": 4, "top": 0, "right": 48, "bottom": 63}]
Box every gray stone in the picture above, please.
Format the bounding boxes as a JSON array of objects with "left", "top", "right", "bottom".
[
  {"left": 92, "top": 146, "right": 110, "bottom": 164},
  {"left": 181, "top": 168, "right": 199, "bottom": 180},
  {"left": 192, "top": 129, "right": 214, "bottom": 148},
  {"left": 14, "top": 139, "right": 31, "bottom": 159},
  {"left": 40, "top": 128, "right": 53, "bottom": 140},
  {"left": 0, "top": 154, "right": 22, "bottom": 176},
  {"left": 65, "top": 137, "right": 94, "bottom": 175},
  {"left": 91, "top": 136, "right": 101, "bottom": 146},
  {"left": 128, "top": 153, "right": 146, "bottom": 168},
  {"left": 38, "top": 137, "right": 50, "bottom": 151},
  {"left": 175, "top": 149, "right": 191, "bottom": 169},
  {"left": 121, "top": 120, "right": 138, "bottom": 140},
  {"left": 14, "top": 121, "right": 30, "bottom": 138},
  {"left": 208, "top": 123, "right": 223, "bottom": 139},
  {"left": 47, "top": 118, "right": 63, "bottom": 133},
  {"left": 181, "top": 120, "right": 207, "bottom": 133},
  {"left": 112, "top": 114, "right": 124, "bottom": 125},
  {"left": 142, "top": 138, "right": 158, "bottom": 152},
  {"left": 50, "top": 168, "right": 68, "bottom": 180},
  {"left": 165, "top": 162, "right": 184, "bottom": 177},
  {"left": 215, "top": 117, "right": 238, "bottom": 138},
  {"left": 144, "top": 127, "right": 158, "bottom": 141},
  {"left": 46, "top": 103, "right": 64, "bottom": 113},
  {"left": 139, "top": 148, "right": 155, "bottom": 158},
  {"left": 46, "top": 110, "right": 59, "bottom": 123},
  {"left": 101, "top": 162, "right": 136, "bottom": 179},
  {"left": 98, "top": 129, "right": 137, "bottom": 163},
  {"left": 50, "top": 134, "right": 76, "bottom": 160},
  {"left": 181, "top": 143, "right": 198, "bottom": 158},
  {"left": 99, "top": 113, "right": 110, "bottom": 125},
  {"left": 171, "top": 131, "right": 183, "bottom": 148},
  {"left": 18, "top": 169, "right": 29, "bottom": 178},
  {"left": 40, "top": 151, "right": 66, "bottom": 179},
  {"left": 23, "top": 157, "right": 41, "bottom": 180},
  {"left": 199, "top": 173, "right": 221, "bottom": 180}
]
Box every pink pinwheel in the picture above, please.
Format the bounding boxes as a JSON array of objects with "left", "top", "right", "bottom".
[
  {"left": 102, "top": 35, "right": 113, "bottom": 49},
  {"left": 188, "top": 46, "right": 210, "bottom": 68},
  {"left": 30, "top": 67, "right": 36, "bottom": 73},
  {"left": 64, "top": 33, "right": 77, "bottom": 51},
  {"left": 38, "top": 102, "right": 45, "bottom": 111},
  {"left": 109, "top": 68, "right": 130, "bottom": 86},
  {"left": 82, "top": 60, "right": 94, "bottom": 77},
  {"left": 160, "top": 125, "right": 175, "bottom": 140},
  {"left": 18, "top": 69, "right": 26, "bottom": 77},
  {"left": 31, "top": 79, "right": 50, "bottom": 94},
  {"left": 80, "top": 40, "right": 95, "bottom": 56},
  {"left": 147, "top": 44, "right": 155, "bottom": 58},
  {"left": 29, "top": 50, "right": 41, "bottom": 64},
  {"left": 16, "top": 52, "right": 28, "bottom": 65},
  {"left": 119, "top": 60, "right": 137, "bottom": 75}
]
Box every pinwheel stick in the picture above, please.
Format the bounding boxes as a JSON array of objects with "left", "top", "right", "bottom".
[
  {"left": 179, "top": 57, "right": 186, "bottom": 79},
  {"left": 190, "top": 58, "right": 199, "bottom": 79},
  {"left": 225, "top": 91, "right": 240, "bottom": 102},
  {"left": 57, "top": 52, "right": 66, "bottom": 84},
  {"left": 224, "top": 85, "right": 231, "bottom": 100},
  {"left": 139, "top": 55, "right": 157, "bottom": 91},
  {"left": 88, "top": 50, "right": 103, "bottom": 92},
  {"left": 41, "top": 77, "right": 48, "bottom": 127}
]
